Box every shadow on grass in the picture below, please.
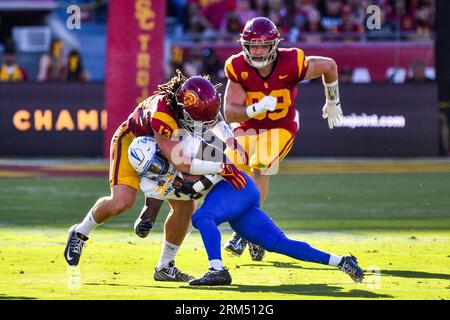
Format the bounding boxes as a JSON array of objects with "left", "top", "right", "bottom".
[
  {"left": 0, "top": 294, "right": 36, "bottom": 300},
  {"left": 240, "top": 262, "right": 450, "bottom": 281},
  {"left": 84, "top": 282, "right": 153, "bottom": 289},
  {"left": 177, "top": 283, "right": 393, "bottom": 299},
  {"left": 380, "top": 270, "right": 450, "bottom": 280},
  {"left": 239, "top": 261, "right": 336, "bottom": 271},
  {"left": 239, "top": 261, "right": 303, "bottom": 270},
  {"left": 83, "top": 282, "right": 391, "bottom": 298}
]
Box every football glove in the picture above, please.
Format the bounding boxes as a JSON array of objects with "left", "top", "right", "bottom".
[
  {"left": 322, "top": 79, "right": 343, "bottom": 129},
  {"left": 221, "top": 162, "right": 247, "bottom": 190},
  {"left": 134, "top": 218, "right": 154, "bottom": 238},
  {"left": 173, "top": 175, "right": 198, "bottom": 195},
  {"left": 246, "top": 95, "right": 277, "bottom": 118},
  {"left": 322, "top": 101, "right": 343, "bottom": 129}
]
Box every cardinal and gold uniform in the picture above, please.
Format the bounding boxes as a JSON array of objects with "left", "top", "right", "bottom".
[
  {"left": 224, "top": 48, "right": 308, "bottom": 174},
  {"left": 109, "top": 95, "right": 180, "bottom": 190}
]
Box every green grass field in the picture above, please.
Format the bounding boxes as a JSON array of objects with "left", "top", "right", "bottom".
[{"left": 1, "top": 161, "right": 449, "bottom": 300}]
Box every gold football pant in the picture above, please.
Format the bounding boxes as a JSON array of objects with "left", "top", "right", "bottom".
[
  {"left": 225, "top": 128, "right": 294, "bottom": 175},
  {"left": 109, "top": 122, "right": 139, "bottom": 190}
]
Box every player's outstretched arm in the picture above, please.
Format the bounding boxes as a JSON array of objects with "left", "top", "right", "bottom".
[
  {"left": 134, "top": 197, "right": 163, "bottom": 238},
  {"left": 304, "top": 56, "right": 343, "bottom": 129}
]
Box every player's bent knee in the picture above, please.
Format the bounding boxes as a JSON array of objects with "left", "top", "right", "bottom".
[
  {"left": 168, "top": 201, "right": 195, "bottom": 220},
  {"left": 109, "top": 195, "right": 136, "bottom": 215},
  {"left": 107, "top": 189, "right": 136, "bottom": 214}
]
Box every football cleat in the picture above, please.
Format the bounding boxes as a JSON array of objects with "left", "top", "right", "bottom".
[
  {"left": 189, "top": 267, "right": 232, "bottom": 286},
  {"left": 154, "top": 261, "right": 194, "bottom": 282},
  {"left": 338, "top": 254, "right": 365, "bottom": 283},
  {"left": 248, "top": 243, "right": 265, "bottom": 261},
  {"left": 224, "top": 233, "right": 248, "bottom": 256},
  {"left": 64, "top": 224, "right": 89, "bottom": 266}
]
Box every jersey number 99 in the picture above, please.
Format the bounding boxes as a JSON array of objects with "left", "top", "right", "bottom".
[{"left": 246, "top": 89, "right": 291, "bottom": 121}]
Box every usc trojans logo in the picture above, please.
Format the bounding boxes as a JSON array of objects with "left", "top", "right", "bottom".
[
  {"left": 183, "top": 90, "right": 199, "bottom": 108},
  {"left": 241, "top": 72, "right": 248, "bottom": 80}
]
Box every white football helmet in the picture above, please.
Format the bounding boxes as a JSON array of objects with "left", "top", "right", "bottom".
[{"left": 128, "top": 136, "right": 172, "bottom": 178}]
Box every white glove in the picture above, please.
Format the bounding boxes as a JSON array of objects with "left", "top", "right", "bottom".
[
  {"left": 322, "top": 100, "right": 343, "bottom": 129},
  {"left": 246, "top": 95, "right": 277, "bottom": 118}
]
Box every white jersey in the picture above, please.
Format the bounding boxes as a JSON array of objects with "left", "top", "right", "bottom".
[{"left": 138, "top": 134, "right": 223, "bottom": 201}]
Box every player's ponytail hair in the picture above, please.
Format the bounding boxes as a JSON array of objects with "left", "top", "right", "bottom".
[
  {"left": 155, "top": 69, "right": 222, "bottom": 117},
  {"left": 155, "top": 69, "right": 187, "bottom": 110}
]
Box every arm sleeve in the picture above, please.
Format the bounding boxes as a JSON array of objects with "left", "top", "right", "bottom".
[{"left": 150, "top": 111, "right": 179, "bottom": 138}]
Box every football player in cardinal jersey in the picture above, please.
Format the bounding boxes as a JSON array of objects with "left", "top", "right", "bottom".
[
  {"left": 223, "top": 17, "right": 343, "bottom": 261},
  {"left": 64, "top": 72, "right": 246, "bottom": 282}
]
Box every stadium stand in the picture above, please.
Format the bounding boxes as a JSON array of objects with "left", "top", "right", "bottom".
[{"left": 0, "top": 0, "right": 435, "bottom": 82}]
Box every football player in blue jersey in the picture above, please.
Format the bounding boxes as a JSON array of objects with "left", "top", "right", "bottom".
[{"left": 128, "top": 135, "right": 364, "bottom": 286}]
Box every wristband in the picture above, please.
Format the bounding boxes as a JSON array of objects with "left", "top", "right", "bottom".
[
  {"left": 246, "top": 103, "right": 264, "bottom": 118},
  {"left": 190, "top": 159, "right": 223, "bottom": 175},
  {"left": 192, "top": 174, "right": 223, "bottom": 192},
  {"left": 323, "top": 79, "right": 340, "bottom": 102}
]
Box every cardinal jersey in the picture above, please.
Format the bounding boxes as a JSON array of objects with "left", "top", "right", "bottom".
[
  {"left": 110, "top": 95, "right": 180, "bottom": 190},
  {"left": 224, "top": 48, "right": 308, "bottom": 136},
  {"left": 127, "top": 95, "right": 180, "bottom": 139}
]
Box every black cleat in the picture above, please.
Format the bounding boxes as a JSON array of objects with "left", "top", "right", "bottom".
[
  {"left": 248, "top": 243, "right": 265, "bottom": 261},
  {"left": 189, "top": 267, "right": 232, "bottom": 286},
  {"left": 154, "top": 261, "right": 194, "bottom": 282},
  {"left": 224, "top": 233, "right": 248, "bottom": 256},
  {"left": 64, "top": 224, "right": 89, "bottom": 266},
  {"left": 338, "top": 254, "right": 365, "bottom": 283}
]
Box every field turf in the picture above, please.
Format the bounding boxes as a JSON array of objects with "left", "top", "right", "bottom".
[{"left": 0, "top": 160, "right": 449, "bottom": 300}]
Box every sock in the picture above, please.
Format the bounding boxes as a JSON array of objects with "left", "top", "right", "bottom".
[
  {"left": 156, "top": 240, "right": 180, "bottom": 270},
  {"left": 328, "top": 255, "right": 343, "bottom": 267},
  {"left": 75, "top": 210, "right": 100, "bottom": 237},
  {"left": 209, "top": 259, "right": 224, "bottom": 271}
]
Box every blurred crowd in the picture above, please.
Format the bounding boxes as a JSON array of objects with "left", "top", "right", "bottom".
[
  {"left": 168, "top": 0, "right": 435, "bottom": 42},
  {"left": 167, "top": 46, "right": 226, "bottom": 83},
  {"left": 0, "top": 39, "right": 89, "bottom": 83},
  {"left": 1, "top": 0, "right": 435, "bottom": 83},
  {"left": 168, "top": 44, "right": 434, "bottom": 84}
]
